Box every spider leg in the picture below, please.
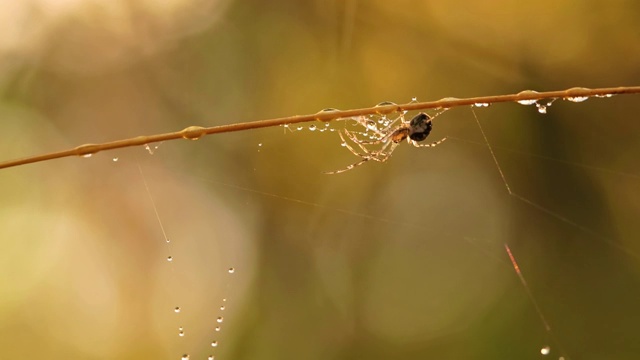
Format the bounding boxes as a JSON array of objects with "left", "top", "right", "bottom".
[
  {"left": 409, "top": 137, "right": 447, "bottom": 148},
  {"left": 323, "top": 157, "right": 373, "bottom": 174},
  {"left": 339, "top": 129, "right": 372, "bottom": 158},
  {"left": 427, "top": 107, "right": 450, "bottom": 121}
]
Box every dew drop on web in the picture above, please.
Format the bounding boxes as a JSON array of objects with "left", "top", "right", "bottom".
[
  {"left": 211, "top": 341, "right": 218, "bottom": 347},
  {"left": 536, "top": 104, "right": 547, "bottom": 114},
  {"left": 216, "top": 316, "right": 224, "bottom": 323},
  {"left": 181, "top": 355, "right": 189, "bottom": 360},
  {"left": 220, "top": 305, "right": 225, "bottom": 311},
  {"left": 82, "top": 154, "right": 93, "bottom": 158},
  {"left": 309, "top": 124, "right": 317, "bottom": 131},
  {"left": 112, "top": 157, "right": 119, "bottom": 162},
  {"left": 540, "top": 346, "right": 550, "bottom": 355},
  {"left": 215, "top": 326, "right": 221, "bottom": 332},
  {"left": 174, "top": 307, "right": 181, "bottom": 313},
  {"left": 228, "top": 267, "right": 235, "bottom": 274},
  {"left": 167, "top": 256, "right": 173, "bottom": 262},
  {"left": 208, "top": 356, "right": 215, "bottom": 360}
]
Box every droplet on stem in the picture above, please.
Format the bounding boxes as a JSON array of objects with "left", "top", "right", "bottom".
[{"left": 516, "top": 90, "right": 539, "bottom": 105}]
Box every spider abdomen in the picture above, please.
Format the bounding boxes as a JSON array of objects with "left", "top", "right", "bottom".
[{"left": 408, "top": 113, "right": 433, "bottom": 142}]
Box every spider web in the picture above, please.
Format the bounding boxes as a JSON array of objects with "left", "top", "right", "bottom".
[{"left": 2, "top": 97, "right": 640, "bottom": 360}]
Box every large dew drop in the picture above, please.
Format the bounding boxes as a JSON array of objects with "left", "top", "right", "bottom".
[
  {"left": 315, "top": 108, "right": 341, "bottom": 122},
  {"left": 181, "top": 126, "right": 207, "bottom": 140},
  {"left": 516, "top": 90, "right": 539, "bottom": 105},
  {"left": 565, "top": 96, "right": 589, "bottom": 103}
]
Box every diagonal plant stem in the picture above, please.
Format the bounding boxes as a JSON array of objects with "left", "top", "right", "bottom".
[{"left": 1, "top": 86, "right": 639, "bottom": 170}]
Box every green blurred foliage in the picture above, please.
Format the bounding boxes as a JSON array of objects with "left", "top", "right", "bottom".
[{"left": 0, "top": 0, "right": 640, "bottom": 359}]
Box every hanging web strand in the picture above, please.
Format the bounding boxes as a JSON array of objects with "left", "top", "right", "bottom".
[
  {"left": 504, "top": 244, "right": 551, "bottom": 332},
  {"left": 138, "top": 164, "right": 171, "bottom": 244},
  {"left": 504, "top": 244, "right": 569, "bottom": 359},
  {"left": 472, "top": 108, "right": 569, "bottom": 357},
  {"left": 470, "top": 108, "right": 639, "bottom": 260},
  {"left": 471, "top": 108, "right": 511, "bottom": 194}
]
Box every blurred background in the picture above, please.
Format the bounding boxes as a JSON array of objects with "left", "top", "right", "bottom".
[{"left": 1, "top": 0, "right": 640, "bottom": 359}]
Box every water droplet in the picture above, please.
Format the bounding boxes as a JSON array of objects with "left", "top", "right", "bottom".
[
  {"left": 167, "top": 256, "right": 173, "bottom": 262},
  {"left": 319, "top": 128, "right": 326, "bottom": 132},
  {"left": 564, "top": 87, "right": 591, "bottom": 102},
  {"left": 595, "top": 93, "right": 614, "bottom": 98},
  {"left": 309, "top": 124, "right": 317, "bottom": 131},
  {"left": 211, "top": 341, "right": 218, "bottom": 347},
  {"left": 330, "top": 128, "right": 336, "bottom": 132},
  {"left": 174, "top": 307, "right": 181, "bottom": 313},
  {"left": 181, "top": 126, "right": 206, "bottom": 140},
  {"left": 112, "top": 157, "right": 119, "bottom": 162},
  {"left": 536, "top": 104, "right": 547, "bottom": 114},
  {"left": 325, "top": 123, "right": 330, "bottom": 127},
  {"left": 315, "top": 108, "right": 341, "bottom": 122},
  {"left": 181, "top": 355, "right": 189, "bottom": 360},
  {"left": 208, "top": 356, "right": 215, "bottom": 360},
  {"left": 178, "top": 330, "right": 184, "bottom": 337},
  {"left": 473, "top": 102, "right": 490, "bottom": 107},
  {"left": 438, "top": 97, "right": 460, "bottom": 103},
  {"left": 411, "top": 97, "right": 418, "bottom": 102},
  {"left": 258, "top": 143, "right": 262, "bottom": 147},
  {"left": 166, "top": 238, "right": 171, "bottom": 243},
  {"left": 228, "top": 267, "right": 235, "bottom": 274},
  {"left": 216, "top": 316, "right": 224, "bottom": 323},
  {"left": 565, "top": 96, "right": 589, "bottom": 103},
  {"left": 215, "top": 326, "right": 221, "bottom": 332},
  {"left": 220, "top": 305, "right": 226, "bottom": 311},
  {"left": 516, "top": 90, "right": 539, "bottom": 105},
  {"left": 222, "top": 298, "right": 227, "bottom": 302},
  {"left": 374, "top": 101, "right": 398, "bottom": 114},
  {"left": 82, "top": 154, "right": 93, "bottom": 158},
  {"left": 144, "top": 144, "right": 154, "bottom": 155},
  {"left": 340, "top": 142, "right": 347, "bottom": 147},
  {"left": 540, "top": 346, "right": 550, "bottom": 355},
  {"left": 296, "top": 126, "right": 303, "bottom": 131}
]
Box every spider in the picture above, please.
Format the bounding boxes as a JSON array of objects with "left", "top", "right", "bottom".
[{"left": 324, "top": 109, "right": 448, "bottom": 174}]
